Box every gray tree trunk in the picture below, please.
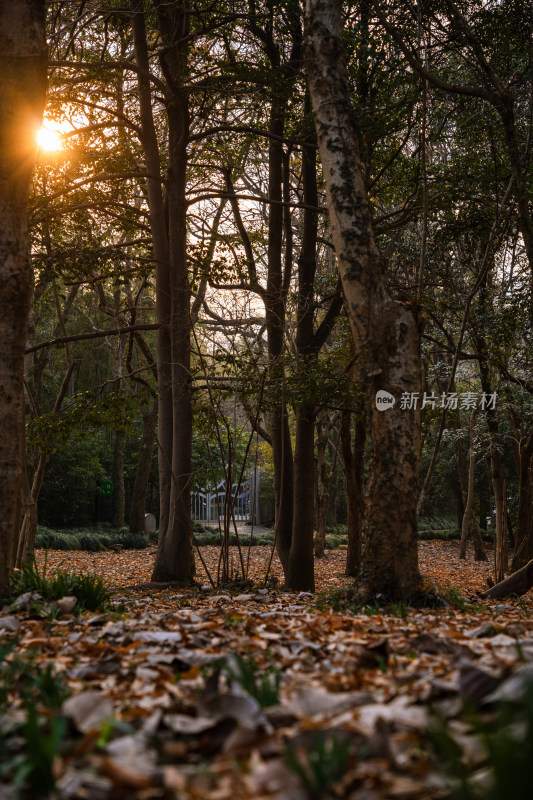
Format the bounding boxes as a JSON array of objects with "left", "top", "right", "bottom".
[{"left": 305, "top": 0, "right": 422, "bottom": 599}]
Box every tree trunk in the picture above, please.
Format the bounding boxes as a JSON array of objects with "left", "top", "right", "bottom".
[
  {"left": 511, "top": 429, "right": 533, "bottom": 571},
  {"left": 314, "top": 414, "right": 329, "bottom": 559},
  {"left": 342, "top": 399, "right": 366, "bottom": 578},
  {"left": 305, "top": 0, "right": 422, "bottom": 600},
  {"left": 133, "top": 2, "right": 194, "bottom": 584},
  {"left": 286, "top": 408, "right": 316, "bottom": 590},
  {"left": 459, "top": 416, "right": 475, "bottom": 559},
  {"left": 266, "top": 95, "right": 294, "bottom": 575},
  {"left": 132, "top": 4, "right": 173, "bottom": 545},
  {"left": 129, "top": 402, "right": 157, "bottom": 533},
  {"left": 457, "top": 423, "right": 486, "bottom": 561},
  {"left": 483, "top": 559, "right": 533, "bottom": 600},
  {"left": 150, "top": 0, "right": 194, "bottom": 584},
  {"left": 0, "top": 2, "right": 46, "bottom": 593}
]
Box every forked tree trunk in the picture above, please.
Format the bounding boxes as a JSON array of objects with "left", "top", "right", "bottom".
[
  {"left": 305, "top": 0, "right": 422, "bottom": 599},
  {"left": 0, "top": 2, "right": 47, "bottom": 593}
]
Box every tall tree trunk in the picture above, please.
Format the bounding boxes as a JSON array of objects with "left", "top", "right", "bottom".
[
  {"left": 133, "top": 2, "right": 194, "bottom": 583},
  {"left": 129, "top": 402, "right": 157, "bottom": 533},
  {"left": 286, "top": 95, "right": 318, "bottom": 589},
  {"left": 132, "top": 4, "right": 173, "bottom": 546},
  {"left": 305, "top": 0, "right": 422, "bottom": 600},
  {"left": 511, "top": 428, "right": 533, "bottom": 571},
  {"left": 0, "top": 2, "right": 47, "bottom": 593},
  {"left": 151, "top": 0, "right": 194, "bottom": 583},
  {"left": 266, "top": 95, "right": 294, "bottom": 575}
]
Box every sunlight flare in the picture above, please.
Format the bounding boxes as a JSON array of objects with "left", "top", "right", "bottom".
[{"left": 37, "top": 126, "right": 62, "bottom": 151}]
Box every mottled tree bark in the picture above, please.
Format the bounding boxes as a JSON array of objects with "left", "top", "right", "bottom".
[
  {"left": 305, "top": 0, "right": 422, "bottom": 599},
  {"left": 0, "top": 2, "right": 47, "bottom": 593}
]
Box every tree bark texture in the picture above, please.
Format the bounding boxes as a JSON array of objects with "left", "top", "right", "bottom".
[
  {"left": 305, "top": 0, "right": 422, "bottom": 599},
  {"left": 342, "top": 398, "right": 366, "bottom": 578},
  {"left": 0, "top": 2, "right": 47, "bottom": 593}
]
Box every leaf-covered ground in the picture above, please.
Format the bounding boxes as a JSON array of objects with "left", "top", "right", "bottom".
[{"left": 2, "top": 541, "right": 533, "bottom": 799}]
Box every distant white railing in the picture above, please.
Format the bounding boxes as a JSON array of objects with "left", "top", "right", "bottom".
[{"left": 191, "top": 470, "right": 260, "bottom": 525}]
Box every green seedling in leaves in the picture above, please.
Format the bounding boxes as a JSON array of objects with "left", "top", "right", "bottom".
[
  {"left": 223, "top": 652, "right": 281, "bottom": 708},
  {"left": 430, "top": 684, "right": 533, "bottom": 800},
  {"left": 14, "top": 706, "right": 67, "bottom": 796},
  {"left": 285, "top": 732, "right": 351, "bottom": 799}
]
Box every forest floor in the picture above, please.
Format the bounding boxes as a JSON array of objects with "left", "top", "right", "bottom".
[{"left": 2, "top": 541, "right": 533, "bottom": 799}]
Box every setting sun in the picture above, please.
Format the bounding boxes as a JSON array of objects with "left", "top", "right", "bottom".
[{"left": 37, "top": 126, "right": 62, "bottom": 151}]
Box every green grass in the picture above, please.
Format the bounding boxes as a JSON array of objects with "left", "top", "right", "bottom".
[{"left": 11, "top": 554, "right": 111, "bottom": 612}]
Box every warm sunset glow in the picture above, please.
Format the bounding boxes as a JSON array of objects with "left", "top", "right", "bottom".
[{"left": 37, "top": 126, "right": 62, "bottom": 151}]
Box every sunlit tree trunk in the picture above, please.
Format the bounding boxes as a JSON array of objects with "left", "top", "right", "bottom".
[
  {"left": 305, "top": 0, "right": 422, "bottom": 599},
  {"left": 0, "top": 2, "right": 47, "bottom": 593}
]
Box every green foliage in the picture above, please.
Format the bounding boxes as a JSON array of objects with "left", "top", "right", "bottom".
[
  {"left": 35, "top": 526, "right": 150, "bottom": 552},
  {"left": 223, "top": 652, "right": 281, "bottom": 708},
  {"left": 418, "top": 515, "right": 461, "bottom": 539},
  {"left": 284, "top": 732, "right": 351, "bottom": 799},
  {"left": 193, "top": 530, "right": 275, "bottom": 547},
  {"left": 430, "top": 687, "right": 533, "bottom": 800},
  {"left": 12, "top": 555, "right": 110, "bottom": 611}
]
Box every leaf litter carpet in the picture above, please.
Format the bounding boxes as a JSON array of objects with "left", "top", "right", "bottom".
[{"left": 2, "top": 541, "right": 533, "bottom": 799}]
